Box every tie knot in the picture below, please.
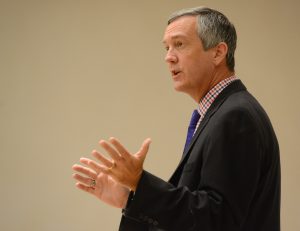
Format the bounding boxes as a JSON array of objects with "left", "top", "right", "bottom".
[
  {"left": 190, "top": 109, "right": 200, "bottom": 127},
  {"left": 184, "top": 109, "right": 200, "bottom": 152}
]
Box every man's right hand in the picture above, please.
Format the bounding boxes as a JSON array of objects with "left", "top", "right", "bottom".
[{"left": 72, "top": 157, "right": 130, "bottom": 209}]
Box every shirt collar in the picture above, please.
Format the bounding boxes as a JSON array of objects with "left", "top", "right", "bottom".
[{"left": 197, "top": 75, "right": 238, "bottom": 118}]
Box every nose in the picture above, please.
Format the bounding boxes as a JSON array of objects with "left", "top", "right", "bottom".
[{"left": 165, "top": 50, "right": 178, "bottom": 63}]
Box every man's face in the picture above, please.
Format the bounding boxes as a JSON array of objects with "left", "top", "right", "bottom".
[{"left": 163, "top": 16, "right": 215, "bottom": 101}]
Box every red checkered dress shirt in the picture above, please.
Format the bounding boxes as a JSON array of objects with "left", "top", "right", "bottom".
[{"left": 194, "top": 76, "right": 238, "bottom": 133}]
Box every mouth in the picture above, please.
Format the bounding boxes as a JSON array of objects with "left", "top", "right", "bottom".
[{"left": 171, "top": 70, "right": 181, "bottom": 77}]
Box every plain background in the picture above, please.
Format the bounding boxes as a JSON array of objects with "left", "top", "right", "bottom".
[{"left": 1, "top": 0, "right": 299, "bottom": 230}]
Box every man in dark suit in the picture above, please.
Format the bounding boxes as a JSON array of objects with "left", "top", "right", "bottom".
[{"left": 72, "top": 7, "right": 280, "bottom": 231}]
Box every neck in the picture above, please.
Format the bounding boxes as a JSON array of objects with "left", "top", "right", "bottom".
[{"left": 192, "top": 68, "right": 235, "bottom": 103}]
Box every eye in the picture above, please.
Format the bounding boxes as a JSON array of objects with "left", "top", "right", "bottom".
[{"left": 175, "top": 41, "right": 183, "bottom": 48}]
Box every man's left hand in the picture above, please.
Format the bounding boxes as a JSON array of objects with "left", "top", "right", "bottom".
[{"left": 95, "top": 137, "right": 151, "bottom": 191}]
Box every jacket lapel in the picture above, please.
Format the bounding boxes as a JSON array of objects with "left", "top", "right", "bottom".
[{"left": 169, "top": 80, "right": 246, "bottom": 184}]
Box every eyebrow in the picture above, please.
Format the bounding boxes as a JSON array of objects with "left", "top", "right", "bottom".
[{"left": 162, "top": 34, "right": 188, "bottom": 44}]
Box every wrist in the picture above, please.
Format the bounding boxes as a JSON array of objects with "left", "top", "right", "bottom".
[
  {"left": 130, "top": 169, "right": 143, "bottom": 192},
  {"left": 120, "top": 189, "right": 131, "bottom": 209}
]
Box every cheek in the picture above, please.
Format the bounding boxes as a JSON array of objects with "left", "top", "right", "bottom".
[
  {"left": 181, "top": 52, "right": 213, "bottom": 80},
  {"left": 188, "top": 61, "right": 214, "bottom": 85},
  {"left": 188, "top": 60, "right": 207, "bottom": 76},
  {"left": 192, "top": 56, "right": 213, "bottom": 74}
]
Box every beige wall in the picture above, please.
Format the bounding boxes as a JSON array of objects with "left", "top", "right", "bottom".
[{"left": 0, "top": 0, "right": 299, "bottom": 230}]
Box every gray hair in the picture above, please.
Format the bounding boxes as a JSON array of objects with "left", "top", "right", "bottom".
[{"left": 168, "top": 7, "right": 237, "bottom": 71}]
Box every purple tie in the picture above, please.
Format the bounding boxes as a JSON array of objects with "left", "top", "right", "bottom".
[{"left": 184, "top": 110, "right": 200, "bottom": 152}]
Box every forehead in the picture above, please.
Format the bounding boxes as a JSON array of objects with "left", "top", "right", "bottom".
[{"left": 163, "top": 16, "right": 197, "bottom": 43}]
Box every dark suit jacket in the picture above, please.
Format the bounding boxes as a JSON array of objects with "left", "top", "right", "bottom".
[{"left": 119, "top": 80, "right": 281, "bottom": 231}]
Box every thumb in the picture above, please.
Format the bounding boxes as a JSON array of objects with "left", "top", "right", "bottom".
[{"left": 136, "top": 138, "right": 151, "bottom": 161}]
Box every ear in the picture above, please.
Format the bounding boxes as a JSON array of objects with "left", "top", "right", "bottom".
[{"left": 213, "top": 42, "right": 228, "bottom": 66}]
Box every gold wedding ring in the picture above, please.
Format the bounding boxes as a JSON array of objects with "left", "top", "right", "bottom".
[
  {"left": 90, "top": 179, "right": 96, "bottom": 187},
  {"left": 108, "top": 161, "right": 116, "bottom": 170}
]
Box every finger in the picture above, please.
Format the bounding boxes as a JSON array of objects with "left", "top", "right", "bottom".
[
  {"left": 91, "top": 150, "right": 114, "bottom": 168},
  {"left": 137, "top": 138, "right": 151, "bottom": 161},
  {"left": 109, "top": 137, "right": 131, "bottom": 159},
  {"left": 80, "top": 157, "right": 104, "bottom": 173},
  {"left": 72, "top": 164, "right": 97, "bottom": 179},
  {"left": 75, "top": 182, "right": 95, "bottom": 194},
  {"left": 76, "top": 160, "right": 111, "bottom": 175},
  {"left": 96, "top": 163, "right": 112, "bottom": 175},
  {"left": 72, "top": 173, "right": 94, "bottom": 186},
  {"left": 99, "top": 140, "right": 122, "bottom": 161}
]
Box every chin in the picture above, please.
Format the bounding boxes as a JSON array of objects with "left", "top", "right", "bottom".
[{"left": 173, "top": 83, "right": 188, "bottom": 93}]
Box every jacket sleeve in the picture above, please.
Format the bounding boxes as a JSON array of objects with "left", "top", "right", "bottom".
[{"left": 121, "top": 109, "right": 262, "bottom": 231}]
